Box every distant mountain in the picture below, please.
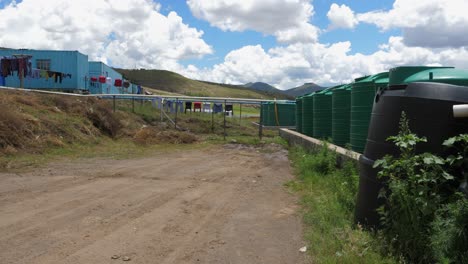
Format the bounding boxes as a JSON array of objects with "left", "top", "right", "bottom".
[
  {"left": 283, "top": 83, "right": 324, "bottom": 97},
  {"left": 243, "top": 82, "right": 279, "bottom": 93},
  {"left": 242, "top": 82, "right": 294, "bottom": 99}
]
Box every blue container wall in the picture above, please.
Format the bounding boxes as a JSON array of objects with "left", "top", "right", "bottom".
[
  {"left": 0, "top": 49, "right": 88, "bottom": 91},
  {"left": 88, "top": 61, "right": 124, "bottom": 94},
  {"left": 77, "top": 53, "right": 89, "bottom": 91}
]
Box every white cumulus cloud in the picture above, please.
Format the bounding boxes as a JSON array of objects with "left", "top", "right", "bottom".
[
  {"left": 0, "top": 0, "right": 213, "bottom": 70},
  {"left": 357, "top": 0, "right": 468, "bottom": 48},
  {"left": 186, "top": 0, "right": 319, "bottom": 43},
  {"left": 327, "top": 3, "right": 358, "bottom": 29},
  {"left": 185, "top": 37, "right": 468, "bottom": 89}
]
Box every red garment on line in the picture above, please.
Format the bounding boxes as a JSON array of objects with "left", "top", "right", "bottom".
[
  {"left": 90, "top": 77, "right": 98, "bottom": 82},
  {"left": 114, "top": 79, "right": 122, "bottom": 87},
  {"left": 98, "top": 76, "right": 106, "bottom": 83}
]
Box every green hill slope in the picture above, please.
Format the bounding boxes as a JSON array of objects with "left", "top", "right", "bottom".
[{"left": 115, "top": 69, "right": 290, "bottom": 99}]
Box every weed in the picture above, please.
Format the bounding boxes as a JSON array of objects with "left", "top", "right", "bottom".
[
  {"left": 374, "top": 112, "right": 468, "bottom": 263},
  {"left": 289, "top": 145, "right": 395, "bottom": 263}
]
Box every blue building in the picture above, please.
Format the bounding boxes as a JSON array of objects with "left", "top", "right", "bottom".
[
  {"left": 0, "top": 48, "right": 135, "bottom": 94},
  {"left": 88, "top": 61, "right": 128, "bottom": 94},
  {"left": 0, "top": 49, "right": 89, "bottom": 92}
]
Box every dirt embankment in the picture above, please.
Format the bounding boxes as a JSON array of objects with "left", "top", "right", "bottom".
[
  {"left": 0, "top": 144, "right": 306, "bottom": 264},
  {"left": 0, "top": 90, "right": 197, "bottom": 158}
]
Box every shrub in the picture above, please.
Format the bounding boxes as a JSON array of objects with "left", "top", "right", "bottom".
[
  {"left": 431, "top": 197, "right": 468, "bottom": 263},
  {"left": 374, "top": 112, "right": 467, "bottom": 263},
  {"left": 86, "top": 100, "right": 121, "bottom": 138},
  {"left": 0, "top": 104, "right": 33, "bottom": 149}
]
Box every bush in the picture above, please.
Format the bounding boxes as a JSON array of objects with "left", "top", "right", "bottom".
[
  {"left": 86, "top": 100, "right": 122, "bottom": 138},
  {"left": 431, "top": 197, "right": 468, "bottom": 263},
  {"left": 297, "top": 143, "right": 337, "bottom": 178},
  {"left": 374, "top": 112, "right": 468, "bottom": 263},
  {"left": 0, "top": 104, "right": 34, "bottom": 149}
]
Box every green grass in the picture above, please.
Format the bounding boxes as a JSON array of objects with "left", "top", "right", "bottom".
[
  {"left": 0, "top": 137, "right": 213, "bottom": 171},
  {"left": 288, "top": 146, "right": 396, "bottom": 264}
]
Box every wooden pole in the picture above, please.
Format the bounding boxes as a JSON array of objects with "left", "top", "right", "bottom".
[{"left": 239, "top": 103, "right": 242, "bottom": 127}]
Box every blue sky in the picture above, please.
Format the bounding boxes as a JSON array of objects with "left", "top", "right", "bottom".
[
  {"left": 157, "top": 0, "right": 399, "bottom": 67},
  {"left": 0, "top": 0, "right": 467, "bottom": 89}
]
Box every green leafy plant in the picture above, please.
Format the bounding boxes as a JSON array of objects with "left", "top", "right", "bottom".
[
  {"left": 430, "top": 134, "right": 468, "bottom": 263},
  {"left": 374, "top": 112, "right": 457, "bottom": 263}
]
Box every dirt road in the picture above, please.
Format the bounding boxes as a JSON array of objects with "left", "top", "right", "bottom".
[{"left": 0, "top": 144, "right": 305, "bottom": 264}]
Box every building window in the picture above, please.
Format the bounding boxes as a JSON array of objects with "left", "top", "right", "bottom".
[{"left": 36, "top": 59, "right": 51, "bottom": 71}]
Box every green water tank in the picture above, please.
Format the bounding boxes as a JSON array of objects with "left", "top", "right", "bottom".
[
  {"left": 389, "top": 66, "right": 453, "bottom": 86},
  {"left": 332, "top": 84, "right": 352, "bottom": 147},
  {"left": 350, "top": 72, "right": 389, "bottom": 153},
  {"left": 402, "top": 68, "right": 468, "bottom": 86},
  {"left": 261, "top": 103, "right": 274, "bottom": 126},
  {"left": 260, "top": 103, "right": 267, "bottom": 125},
  {"left": 313, "top": 87, "right": 336, "bottom": 139},
  {"left": 276, "top": 102, "right": 296, "bottom": 126},
  {"left": 302, "top": 93, "right": 316, "bottom": 137},
  {"left": 260, "top": 103, "right": 265, "bottom": 125},
  {"left": 296, "top": 96, "right": 303, "bottom": 132}
]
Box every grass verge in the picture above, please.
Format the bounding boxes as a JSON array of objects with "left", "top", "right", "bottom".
[{"left": 287, "top": 145, "right": 396, "bottom": 263}]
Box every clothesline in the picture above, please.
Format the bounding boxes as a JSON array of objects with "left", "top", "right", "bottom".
[
  {"left": 0, "top": 56, "right": 31, "bottom": 78},
  {"left": 1, "top": 56, "right": 72, "bottom": 84}
]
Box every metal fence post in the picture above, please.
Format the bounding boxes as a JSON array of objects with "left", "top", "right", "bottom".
[
  {"left": 175, "top": 98, "right": 178, "bottom": 129},
  {"left": 259, "top": 102, "right": 263, "bottom": 139},
  {"left": 224, "top": 99, "right": 227, "bottom": 140}
]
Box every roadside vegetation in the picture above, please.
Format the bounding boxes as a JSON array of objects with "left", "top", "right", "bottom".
[
  {"left": 374, "top": 113, "right": 468, "bottom": 263},
  {"left": 289, "top": 112, "right": 468, "bottom": 263},
  {"left": 288, "top": 145, "right": 396, "bottom": 264}
]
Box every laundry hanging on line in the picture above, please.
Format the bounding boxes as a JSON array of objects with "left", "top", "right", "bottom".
[{"left": 0, "top": 56, "right": 31, "bottom": 78}]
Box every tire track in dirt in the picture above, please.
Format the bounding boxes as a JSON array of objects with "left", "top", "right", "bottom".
[{"left": 0, "top": 144, "right": 306, "bottom": 264}]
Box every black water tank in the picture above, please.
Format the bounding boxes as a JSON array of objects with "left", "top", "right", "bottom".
[{"left": 355, "top": 76, "right": 468, "bottom": 227}]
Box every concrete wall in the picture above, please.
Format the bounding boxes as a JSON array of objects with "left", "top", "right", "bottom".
[{"left": 279, "top": 128, "right": 360, "bottom": 165}]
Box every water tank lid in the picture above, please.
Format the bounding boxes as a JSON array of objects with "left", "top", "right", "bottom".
[
  {"left": 403, "top": 68, "right": 468, "bottom": 84},
  {"left": 333, "top": 83, "right": 352, "bottom": 91},
  {"left": 389, "top": 66, "right": 453, "bottom": 85},
  {"left": 354, "top": 72, "right": 389, "bottom": 83}
]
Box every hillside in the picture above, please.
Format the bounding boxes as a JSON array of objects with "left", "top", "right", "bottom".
[
  {"left": 201, "top": 81, "right": 294, "bottom": 100},
  {"left": 115, "top": 69, "right": 290, "bottom": 99},
  {"left": 243, "top": 82, "right": 278, "bottom": 93},
  {"left": 284, "top": 83, "right": 324, "bottom": 97}
]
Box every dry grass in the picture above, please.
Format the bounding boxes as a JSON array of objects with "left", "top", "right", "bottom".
[
  {"left": 0, "top": 91, "right": 124, "bottom": 155},
  {"left": 0, "top": 90, "right": 205, "bottom": 158},
  {"left": 133, "top": 126, "right": 198, "bottom": 145}
]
